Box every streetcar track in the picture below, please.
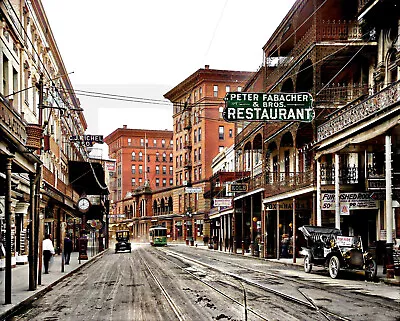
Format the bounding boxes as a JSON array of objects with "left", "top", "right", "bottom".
[
  {"left": 138, "top": 250, "right": 186, "bottom": 321},
  {"left": 161, "top": 248, "right": 353, "bottom": 321},
  {"left": 180, "top": 248, "right": 399, "bottom": 308},
  {"left": 147, "top": 247, "right": 268, "bottom": 320}
]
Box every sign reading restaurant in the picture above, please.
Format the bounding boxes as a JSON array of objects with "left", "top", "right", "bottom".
[{"left": 223, "top": 92, "right": 314, "bottom": 122}]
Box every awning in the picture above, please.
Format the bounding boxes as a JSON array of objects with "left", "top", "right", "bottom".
[
  {"left": 210, "top": 208, "right": 234, "bottom": 220},
  {"left": 69, "top": 161, "right": 109, "bottom": 195}
]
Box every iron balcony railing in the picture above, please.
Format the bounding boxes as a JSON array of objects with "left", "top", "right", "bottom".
[
  {"left": 264, "top": 170, "right": 314, "bottom": 197},
  {"left": 320, "top": 164, "right": 360, "bottom": 185},
  {"left": 317, "top": 80, "right": 400, "bottom": 142}
]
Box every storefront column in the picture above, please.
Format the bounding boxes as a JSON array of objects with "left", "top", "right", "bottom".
[
  {"left": 232, "top": 209, "right": 237, "bottom": 254},
  {"left": 292, "top": 197, "right": 296, "bottom": 264},
  {"left": 276, "top": 201, "right": 280, "bottom": 259},
  {"left": 28, "top": 173, "right": 36, "bottom": 291},
  {"left": 385, "top": 134, "right": 394, "bottom": 278},
  {"left": 334, "top": 153, "right": 340, "bottom": 229},
  {"left": 261, "top": 203, "right": 266, "bottom": 258},
  {"left": 5, "top": 157, "right": 13, "bottom": 304},
  {"left": 316, "top": 158, "right": 322, "bottom": 226},
  {"left": 250, "top": 195, "right": 254, "bottom": 256}
]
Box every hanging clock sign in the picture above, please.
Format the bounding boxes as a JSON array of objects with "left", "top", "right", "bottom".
[{"left": 77, "top": 197, "right": 91, "bottom": 213}]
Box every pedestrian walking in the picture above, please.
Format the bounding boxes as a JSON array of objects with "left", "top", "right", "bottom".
[
  {"left": 64, "top": 234, "right": 73, "bottom": 265},
  {"left": 43, "top": 233, "right": 55, "bottom": 274}
]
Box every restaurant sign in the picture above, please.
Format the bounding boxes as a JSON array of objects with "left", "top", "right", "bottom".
[{"left": 223, "top": 92, "right": 314, "bottom": 122}]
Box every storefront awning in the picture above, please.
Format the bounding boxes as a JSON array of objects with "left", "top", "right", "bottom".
[
  {"left": 209, "top": 209, "right": 234, "bottom": 220},
  {"left": 69, "top": 161, "right": 109, "bottom": 195}
]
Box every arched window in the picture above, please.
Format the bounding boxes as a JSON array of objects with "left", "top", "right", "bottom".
[{"left": 131, "top": 151, "right": 135, "bottom": 160}]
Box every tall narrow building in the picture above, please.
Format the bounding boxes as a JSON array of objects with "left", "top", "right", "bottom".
[{"left": 164, "top": 66, "right": 253, "bottom": 240}]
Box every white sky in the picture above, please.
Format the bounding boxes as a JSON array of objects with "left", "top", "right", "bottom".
[{"left": 41, "top": 0, "right": 296, "bottom": 136}]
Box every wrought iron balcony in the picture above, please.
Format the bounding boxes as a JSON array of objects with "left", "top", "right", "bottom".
[
  {"left": 315, "top": 84, "right": 369, "bottom": 106},
  {"left": 317, "top": 80, "right": 400, "bottom": 142},
  {"left": 320, "top": 164, "right": 359, "bottom": 185},
  {"left": 264, "top": 170, "right": 314, "bottom": 198}
]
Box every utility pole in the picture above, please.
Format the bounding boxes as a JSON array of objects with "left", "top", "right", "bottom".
[{"left": 35, "top": 74, "right": 44, "bottom": 285}]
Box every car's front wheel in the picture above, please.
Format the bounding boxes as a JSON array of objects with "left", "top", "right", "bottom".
[
  {"left": 328, "top": 255, "right": 340, "bottom": 279},
  {"left": 304, "top": 255, "right": 312, "bottom": 273}
]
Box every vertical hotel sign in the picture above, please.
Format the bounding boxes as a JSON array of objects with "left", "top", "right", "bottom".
[{"left": 223, "top": 92, "right": 314, "bottom": 122}]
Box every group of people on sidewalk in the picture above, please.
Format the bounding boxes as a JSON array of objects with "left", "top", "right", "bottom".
[{"left": 42, "top": 234, "right": 73, "bottom": 273}]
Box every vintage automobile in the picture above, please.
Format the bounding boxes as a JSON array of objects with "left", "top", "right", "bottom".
[
  {"left": 115, "top": 230, "right": 131, "bottom": 253},
  {"left": 298, "top": 225, "right": 377, "bottom": 280}
]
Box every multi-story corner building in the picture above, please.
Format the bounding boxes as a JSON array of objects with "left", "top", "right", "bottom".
[
  {"left": 163, "top": 65, "right": 254, "bottom": 242},
  {"left": 206, "top": 0, "right": 399, "bottom": 281},
  {"left": 0, "top": 0, "right": 107, "bottom": 302},
  {"left": 104, "top": 126, "right": 173, "bottom": 216}
]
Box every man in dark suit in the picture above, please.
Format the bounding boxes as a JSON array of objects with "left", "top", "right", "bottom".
[{"left": 64, "top": 234, "right": 73, "bottom": 265}]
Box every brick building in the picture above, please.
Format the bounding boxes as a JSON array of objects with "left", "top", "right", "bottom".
[
  {"left": 163, "top": 65, "right": 254, "bottom": 242},
  {"left": 104, "top": 126, "right": 173, "bottom": 214}
]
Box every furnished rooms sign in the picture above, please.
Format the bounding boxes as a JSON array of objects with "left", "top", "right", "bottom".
[
  {"left": 223, "top": 92, "right": 314, "bottom": 122},
  {"left": 321, "top": 193, "right": 378, "bottom": 213}
]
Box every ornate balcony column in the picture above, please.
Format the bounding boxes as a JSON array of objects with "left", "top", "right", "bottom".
[
  {"left": 276, "top": 201, "right": 280, "bottom": 260},
  {"left": 385, "top": 134, "right": 395, "bottom": 278},
  {"left": 316, "top": 158, "right": 322, "bottom": 226},
  {"left": 334, "top": 153, "right": 340, "bottom": 229}
]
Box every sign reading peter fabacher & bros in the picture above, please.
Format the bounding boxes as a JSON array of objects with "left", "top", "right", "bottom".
[{"left": 223, "top": 92, "right": 314, "bottom": 122}]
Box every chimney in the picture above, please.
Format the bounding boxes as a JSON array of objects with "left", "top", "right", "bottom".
[
  {"left": 205, "top": 65, "right": 209, "bottom": 69},
  {"left": 123, "top": 125, "right": 127, "bottom": 129}
]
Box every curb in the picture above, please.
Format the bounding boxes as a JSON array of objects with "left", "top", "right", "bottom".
[{"left": 1, "top": 250, "right": 107, "bottom": 321}]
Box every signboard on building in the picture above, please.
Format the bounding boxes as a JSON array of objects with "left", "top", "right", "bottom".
[
  {"left": 223, "top": 92, "right": 314, "bottom": 122},
  {"left": 69, "top": 135, "right": 104, "bottom": 147},
  {"left": 106, "top": 162, "right": 116, "bottom": 172},
  {"left": 185, "top": 187, "right": 203, "bottom": 194},
  {"left": 321, "top": 193, "right": 378, "bottom": 212},
  {"left": 264, "top": 200, "right": 309, "bottom": 211},
  {"left": 227, "top": 183, "right": 248, "bottom": 193},
  {"left": 213, "top": 199, "right": 232, "bottom": 207}
]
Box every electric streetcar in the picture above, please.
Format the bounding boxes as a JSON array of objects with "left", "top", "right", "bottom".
[{"left": 149, "top": 226, "right": 167, "bottom": 246}]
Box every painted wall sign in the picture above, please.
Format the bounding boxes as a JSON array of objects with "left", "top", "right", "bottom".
[
  {"left": 223, "top": 92, "right": 314, "bottom": 122},
  {"left": 264, "top": 200, "right": 309, "bottom": 211},
  {"left": 321, "top": 192, "right": 378, "bottom": 212}
]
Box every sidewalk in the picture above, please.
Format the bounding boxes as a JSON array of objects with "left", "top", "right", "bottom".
[{"left": 0, "top": 248, "right": 105, "bottom": 320}]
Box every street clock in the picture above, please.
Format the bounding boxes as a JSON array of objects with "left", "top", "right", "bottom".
[{"left": 77, "top": 197, "right": 90, "bottom": 213}]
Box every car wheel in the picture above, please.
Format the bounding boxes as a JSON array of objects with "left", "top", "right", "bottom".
[
  {"left": 365, "top": 260, "right": 377, "bottom": 281},
  {"left": 328, "top": 255, "right": 340, "bottom": 279},
  {"left": 304, "top": 255, "right": 312, "bottom": 273}
]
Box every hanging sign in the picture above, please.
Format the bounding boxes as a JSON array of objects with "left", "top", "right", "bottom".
[
  {"left": 69, "top": 135, "right": 104, "bottom": 147},
  {"left": 213, "top": 199, "right": 232, "bottom": 207},
  {"left": 223, "top": 92, "right": 314, "bottom": 122},
  {"left": 185, "top": 187, "right": 203, "bottom": 193}
]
